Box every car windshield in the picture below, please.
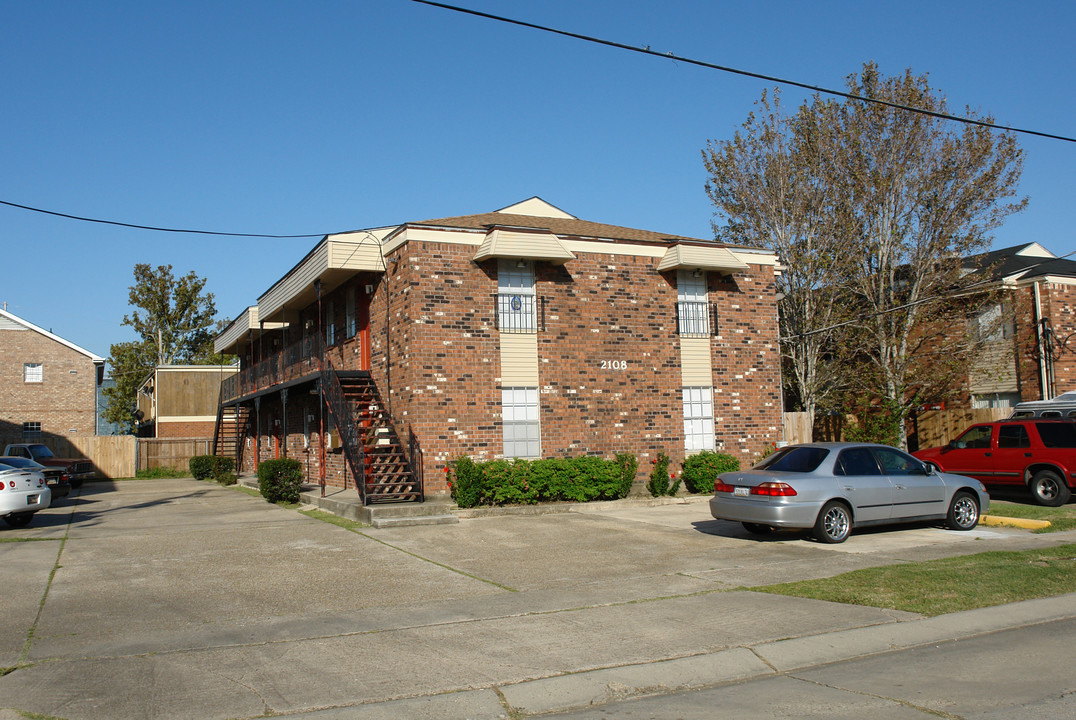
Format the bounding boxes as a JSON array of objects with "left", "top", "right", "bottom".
[
  {"left": 28, "top": 444, "right": 55, "bottom": 459},
  {"left": 0, "top": 457, "right": 36, "bottom": 468},
  {"left": 1036, "top": 422, "right": 1076, "bottom": 449},
  {"left": 754, "top": 447, "right": 829, "bottom": 473}
]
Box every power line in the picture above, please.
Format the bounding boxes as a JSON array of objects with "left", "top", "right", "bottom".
[
  {"left": 0, "top": 199, "right": 328, "bottom": 239},
  {"left": 413, "top": 0, "right": 1076, "bottom": 144}
]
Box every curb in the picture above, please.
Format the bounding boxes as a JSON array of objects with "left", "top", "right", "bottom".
[
  {"left": 269, "top": 593, "right": 1076, "bottom": 720},
  {"left": 980, "top": 514, "right": 1051, "bottom": 530}
]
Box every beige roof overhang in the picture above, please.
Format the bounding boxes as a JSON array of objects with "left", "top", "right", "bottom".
[
  {"left": 257, "top": 234, "right": 387, "bottom": 323},
  {"left": 472, "top": 226, "right": 575, "bottom": 265},
  {"left": 656, "top": 243, "right": 750, "bottom": 274},
  {"left": 214, "top": 306, "right": 289, "bottom": 355}
]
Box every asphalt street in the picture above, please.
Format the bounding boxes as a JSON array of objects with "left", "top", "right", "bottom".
[{"left": 2, "top": 478, "right": 1075, "bottom": 720}]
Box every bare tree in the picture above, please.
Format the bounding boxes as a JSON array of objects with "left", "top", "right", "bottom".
[
  {"left": 833, "top": 63, "right": 1026, "bottom": 445},
  {"left": 703, "top": 90, "right": 850, "bottom": 428}
]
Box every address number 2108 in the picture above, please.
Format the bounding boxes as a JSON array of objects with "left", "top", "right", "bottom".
[{"left": 601, "top": 360, "right": 628, "bottom": 370}]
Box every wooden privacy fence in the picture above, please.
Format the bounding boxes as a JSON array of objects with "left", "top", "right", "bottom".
[
  {"left": 914, "top": 408, "right": 1010, "bottom": 450},
  {"left": 782, "top": 408, "right": 1012, "bottom": 449},
  {"left": 0, "top": 435, "right": 136, "bottom": 479},
  {"left": 137, "top": 438, "right": 213, "bottom": 472}
]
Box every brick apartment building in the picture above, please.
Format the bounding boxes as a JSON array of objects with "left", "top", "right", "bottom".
[
  {"left": 0, "top": 307, "right": 105, "bottom": 442},
  {"left": 213, "top": 198, "right": 781, "bottom": 502},
  {"left": 963, "top": 243, "right": 1076, "bottom": 408}
]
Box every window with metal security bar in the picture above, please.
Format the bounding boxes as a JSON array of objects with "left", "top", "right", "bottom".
[
  {"left": 24, "top": 363, "right": 42, "bottom": 383},
  {"left": 497, "top": 259, "right": 538, "bottom": 333},
  {"left": 682, "top": 386, "right": 715, "bottom": 452},
  {"left": 677, "top": 270, "right": 714, "bottom": 336},
  {"left": 502, "top": 387, "right": 540, "bottom": 458}
]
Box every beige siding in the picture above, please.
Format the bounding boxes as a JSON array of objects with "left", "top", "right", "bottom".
[
  {"left": 259, "top": 242, "right": 330, "bottom": 319},
  {"left": 328, "top": 238, "right": 387, "bottom": 271},
  {"left": 499, "top": 333, "right": 539, "bottom": 386},
  {"left": 473, "top": 228, "right": 575, "bottom": 264},
  {"left": 969, "top": 339, "right": 1019, "bottom": 394},
  {"left": 680, "top": 337, "right": 713, "bottom": 386},
  {"left": 657, "top": 244, "right": 749, "bottom": 273}
]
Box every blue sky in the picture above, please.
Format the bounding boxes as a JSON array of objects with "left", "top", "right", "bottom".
[{"left": 2, "top": 1, "right": 1073, "bottom": 363}]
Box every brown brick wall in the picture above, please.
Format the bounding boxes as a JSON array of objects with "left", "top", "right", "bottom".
[
  {"left": 0, "top": 327, "right": 99, "bottom": 438},
  {"left": 156, "top": 420, "right": 216, "bottom": 438}
]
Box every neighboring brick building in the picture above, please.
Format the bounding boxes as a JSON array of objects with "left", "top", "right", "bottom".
[
  {"left": 0, "top": 307, "right": 105, "bottom": 442},
  {"left": 214, "top": 198, "right": 781, "bottom": 501},
  {"left": 136, "top": 364, "right": 238, "bottom": 438},
  {"left": 963, "top": 243, "right": 1076, "bottom": 408}
]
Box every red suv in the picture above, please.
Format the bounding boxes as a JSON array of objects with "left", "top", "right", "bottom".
[{"left": 914, "top": 419, "right": 1076, "bottom": 506}]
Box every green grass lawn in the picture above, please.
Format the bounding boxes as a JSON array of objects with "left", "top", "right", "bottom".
[
  {"left": 750, "top": 544, "right": 1076, "bottom": 616},
  {"left": 988, "top": 499, "right": 1076, "bottom": 532}
]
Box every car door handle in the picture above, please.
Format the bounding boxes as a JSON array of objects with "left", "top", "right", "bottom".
[
  {"left": 894, "top": 484, "right": 906, "bottom": 490},
  {"left": 1025, "top": 453, "right": 1033, "bottom": 457},
  {"left": 984, "top": 452, "right": 992, "bottom": 457}
]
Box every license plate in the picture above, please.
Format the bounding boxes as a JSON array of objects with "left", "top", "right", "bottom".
[
  {"left": 27, "top": 494, "right": 38, "bottom": 504},
  {"left": 733, "top": 486, "right": 750, "bottom": 497}
]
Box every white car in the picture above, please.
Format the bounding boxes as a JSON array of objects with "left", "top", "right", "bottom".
[{"left": 0, "top": 462, "right": 51, "bottom": 528}]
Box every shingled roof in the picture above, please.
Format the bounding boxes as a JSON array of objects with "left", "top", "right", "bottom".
[
  {"left": 410, "top": 210, "right": 705, "bottom": 246},
  {"left": 965, "top": 243, "right": 1076, "bottom": 282}
]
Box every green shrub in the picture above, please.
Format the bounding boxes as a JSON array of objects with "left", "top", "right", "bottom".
[
  {"left": 449, "top": 454, "right": 638, "bottom": 508},
  {"left": 189, "top": 455, "right": 215, "bottom": 481},
  {"left": 257, "top": 458, "right": 303, "bottom": 503},
  {"left": 647, "top": 451, "right": 678, "bottom": 497},
  {"left": 190, "top": 455, "right": 237, "bottom": 482},
  {"left": 216, "top": 472, "right": 238, "bottom": 486},
  {"left": 681, "top": 451, "right": 740, "bottom": 494}
]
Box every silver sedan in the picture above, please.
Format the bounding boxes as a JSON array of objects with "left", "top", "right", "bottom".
[{"left": 709, "top": 442, "right": 989, "bottom": 543}]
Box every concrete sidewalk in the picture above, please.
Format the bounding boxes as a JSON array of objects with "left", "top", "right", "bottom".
[{"left": 2, "top": 478, "right": 1074, "bottom": 720}]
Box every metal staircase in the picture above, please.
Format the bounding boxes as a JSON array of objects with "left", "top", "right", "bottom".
[
  {"left": 318, "top": 357, "right": 422, "bottom": 504},
  {"left": 212, "top": 395, "right": 250, "bottom": 469}
]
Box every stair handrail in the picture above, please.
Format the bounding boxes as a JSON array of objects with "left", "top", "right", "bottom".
[
  {"left": 408, "top": 424, "right": 425, "bottom": 502},
  {"left": 313, "top": 335, "right": 367, "bottom": 504},
  {"left": 212, "top": 382, "right": 227, "bottom": 456}
]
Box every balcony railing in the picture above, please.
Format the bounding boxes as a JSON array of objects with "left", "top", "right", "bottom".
[
  {"left": 496, "top": 293, "right": 543, "bottom": 333},
  {"left": 221, "top": 335, "right": 323, "bottom": 402}
]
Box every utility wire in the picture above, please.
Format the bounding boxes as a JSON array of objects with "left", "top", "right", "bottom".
[
  {"left": 413, "top": 0, "right": 1076, "bottom": 144},
  {"left": 0, "top": 199, "right": 327, "bottom": 238}
]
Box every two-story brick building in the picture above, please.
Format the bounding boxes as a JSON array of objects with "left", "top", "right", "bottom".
[
  {"left": 213, "top": 198, "right": 781, "bottom": 502},
  {"left": 0, "top": 307, "right": 105, "bottom": 443}
]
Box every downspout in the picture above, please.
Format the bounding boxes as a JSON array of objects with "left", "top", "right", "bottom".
[{"left": 1033, "top": 280, "right": 1049, "bottom": 400}]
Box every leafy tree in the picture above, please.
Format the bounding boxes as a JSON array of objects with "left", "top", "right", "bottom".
[
  {"left": 102, "top": 264, "right": 222, "bottom": 432},
  {"left": 704, "top": 63, "right": 1026, "bottom": 447},
  {"left": 703, "top": 89, "right": 851, "bottom": 429}
]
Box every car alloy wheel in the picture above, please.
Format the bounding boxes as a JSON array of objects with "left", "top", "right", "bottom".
[
  {"left": 946, "top": 491, "right": 979, "bottom": 531},
  {"left": 813, "top": 501, "right": 851, "bottom": 544}
]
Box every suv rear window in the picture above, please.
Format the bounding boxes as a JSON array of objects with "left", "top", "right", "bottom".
[{"left": 1035, "top": 423, "right": 1076, "bottom": 449}]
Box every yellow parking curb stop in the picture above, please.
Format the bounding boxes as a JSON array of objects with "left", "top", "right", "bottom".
[{"left": 980, "top": 515, "right": 1051, "bottom": 530}]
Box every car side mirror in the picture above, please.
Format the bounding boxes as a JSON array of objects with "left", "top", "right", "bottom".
[
  {"left": 922, "top": 463, "right": 935, "bottom": 475},
  {"left": 947, "top": 440, "right": 961, "bottom": 450}
]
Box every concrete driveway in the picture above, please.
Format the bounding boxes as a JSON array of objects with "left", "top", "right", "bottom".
[{"left": 1, "top": 479, "right": 1073, "bottom": 720}]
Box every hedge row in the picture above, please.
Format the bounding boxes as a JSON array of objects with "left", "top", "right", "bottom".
[{"left": 450, "top": 454, "right": 638, "bottom": 508}]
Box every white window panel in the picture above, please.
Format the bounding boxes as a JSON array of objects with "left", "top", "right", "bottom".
[
  {"left": 502, "top": 386, "right": 540, "bottom": 458},
  {"left": 24, "top": 363, "right": 42, "bottom": 383},
  {"left": 683, "top": 386, "right": 715, "bottom": 452}
]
